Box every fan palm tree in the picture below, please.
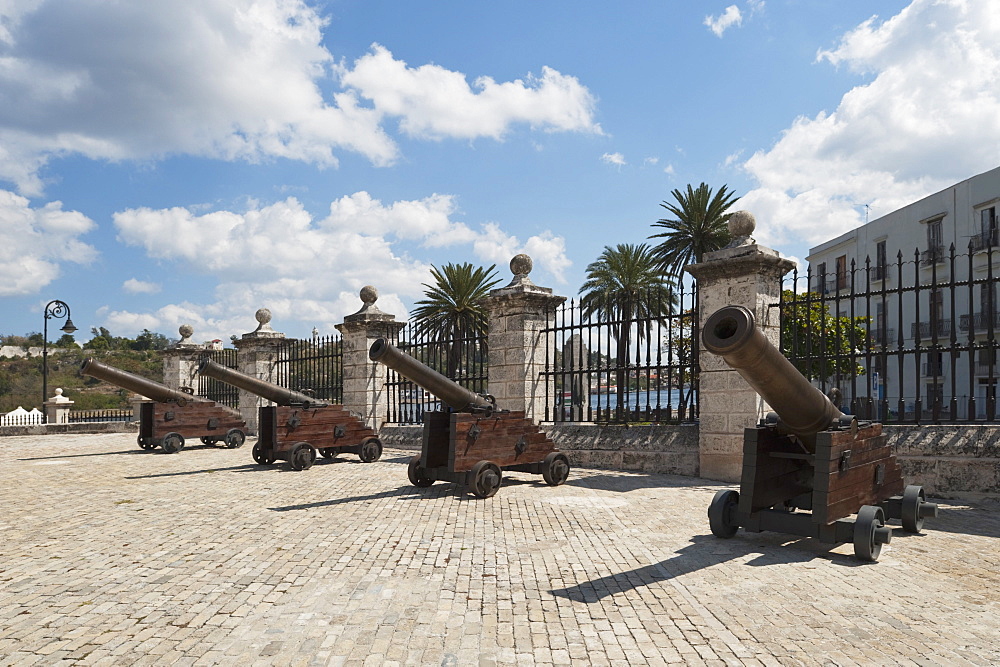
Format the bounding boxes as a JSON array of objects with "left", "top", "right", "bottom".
[
  {"left": 579, "top": 243, "right": 676, "bottom": 419},
  {"left": 648, "top": 182, "right": 740, "bottom": 278},
  {"left": 410, "top": 262, "right": 501, "bottom": 378}
]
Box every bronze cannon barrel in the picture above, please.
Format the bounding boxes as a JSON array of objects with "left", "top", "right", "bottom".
[
  {"left": 197, "top": 358, "right": 321, "bottom": 407},
  {"left": 369, "top": 338, "right": 495, "bottom": 414},
  {"left": 80, "top": 357, "right": 207, "bottom": 405},
  {"left": 702, "top": 305, "right": 846, "bottom": 445}
]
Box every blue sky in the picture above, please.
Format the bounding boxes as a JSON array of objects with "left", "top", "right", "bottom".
[{"left": 3, "top": 0, "right": 998, "bottom": 344}]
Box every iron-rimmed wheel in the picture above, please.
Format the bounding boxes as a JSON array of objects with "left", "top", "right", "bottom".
[
  {"left": 320, "top": 448, "right": 337, "bottom": 459},
  {"left": 470, "top": 460, "right": 502, "bottom": 499},
  {"left": 854, "top": 505, "right": 892, "bottom": 562},
  {"left": 224, "top": 429, "right": 246, "bottom": 449},
  {"left": 289, "top": 442, "right": 316, "bottom": 471},
  {"left": 358, "top": 437, "right": 383, "bottom": 463},
  {"left": 200, "top": 436, "right": 216, "bottom": 445},
  {"left": 252, "top": 442, "right": 275, "bottom": 465},
  {"left": 708, "top": 489, "right": 740, "bottom": 538},
  {"left": 408, "top": 455, "right": 434, "bottom": 487},
  {"left": 161, "top": 432, "right": 184, "bottom": 454},
  {"left": 542, "top": 452, "right": 570, "bottom": 486},
  {"left": 900, "top": 485, "right": 927, "bottom": 533},
  {"left": 137, "top": 435, "right": 157, "bottom": 450}
]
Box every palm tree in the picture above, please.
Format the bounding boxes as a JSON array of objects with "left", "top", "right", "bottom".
[
  {"left": 579, "top": 243, "right": 676, "bottom": 419},
  {"left": 648, "top": 182, "right": 740, "bottom": 278},
  {"left": 410, "top": 262, "right": 501, "bottom": 378}
]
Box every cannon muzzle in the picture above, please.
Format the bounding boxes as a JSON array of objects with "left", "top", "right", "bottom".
[
  {"left": 702, "top": 305, "right": 847, "bottom": 447},
  {"left": 197, "top": 358, "right": 323, "bottom": 408},
  {"left": 369, "top": 338, "right": 495, "bottom": 414},
  {"left": 80, "top": 357, "right": 206, "bottom": 405}
]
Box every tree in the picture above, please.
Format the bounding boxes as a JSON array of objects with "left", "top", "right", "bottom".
[
  {"left": 131, "top": 329, "right": 170, "bottom": 351},
  {"left": 780, "top": 290, "right": 870, "bottom": 381},
  {"left": 579, "top": 243, "right": 676, "bottom": 419},
  {"left": 410, "top": 262, "right": 501, "bottom": 378},
  {"left": 648, "top": 182, "right": 740, "bottom": 278},
  {"left": 54, "top": 334, "right": 79, "bottom": 348}
]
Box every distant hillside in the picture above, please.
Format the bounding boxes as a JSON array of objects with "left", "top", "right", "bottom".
[{"left": 0, "top": 348, "right": 164, "bottom": 413}]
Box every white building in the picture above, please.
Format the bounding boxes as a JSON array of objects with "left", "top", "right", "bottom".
[{"left": 806, "top": 165, "right": 1000, "bottom": 420}]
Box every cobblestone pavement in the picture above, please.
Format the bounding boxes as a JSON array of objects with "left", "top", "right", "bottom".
[{"left": 0, "top": 433, "right": 998, "bottom": 667}]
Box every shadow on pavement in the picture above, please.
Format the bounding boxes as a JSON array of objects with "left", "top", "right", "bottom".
[
  {"left": 269, "top": 485, "right": 438, "bottom": 511},
  {"left": 19, "top": 449, "right": 149, "bottom": 460}
]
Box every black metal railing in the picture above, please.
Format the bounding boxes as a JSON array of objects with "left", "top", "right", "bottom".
[
  {"left": 68, "top": 409, "right": 133, "bottom": 423},
  {"left": 540, "top": 283, "right": 698, "bottom": 424},
  {"left": 381, "top": 321, "right": 488, "bottom": 424},
  {"left": 197, "top": 348, "right": 240, "bottom": 409},
  {"left": 275, "top": 335, "right": 343, "bottom": 404},
  {"left": 779, "top": 242, "right": 1000, "bottom": 423}
]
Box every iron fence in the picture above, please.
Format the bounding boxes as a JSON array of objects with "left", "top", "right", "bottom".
[
  {"left": 382, "top": 321, "right": 488, "bottom": 424},
  {"left": 777, "top": 242, "right": 1000, "bottom": 423},
  {"left": 540, "top": 283, "right": 699, "bottom": 424},
  {"left": 68, "top": 409, "right": 133, "bottom": 423},
  {"left": 275, "top": 335, "right": 343, "bottom": 404},
  {"left": 197, "top": 348, "right": 240, "bottom": 409}
]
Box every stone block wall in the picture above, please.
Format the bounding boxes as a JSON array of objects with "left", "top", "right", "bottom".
[{"left": 886, "top": 425, "right": 1000, "bottom": 499}]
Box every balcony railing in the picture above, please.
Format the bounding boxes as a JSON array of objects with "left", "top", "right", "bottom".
[
  {"left": 870, "top": 327, "right": 896, "bottom": 346},
  {"left": 920, "top": 245, "right": 945, "bottom": 266},
  {"left": 911, "top": 318, "right": 951, "bottom": 339},
  {"left": 969, "top": 229, "right": 999, "bottom": 253},
  {"left": 959, "top": 311, "right": 1000, "bottom": 333},
  {"left": 922, "top": 361, "right": 945, "bottom": 377},
  {"left": 869, "top": 264, "right": 889, "bottom": 282}
]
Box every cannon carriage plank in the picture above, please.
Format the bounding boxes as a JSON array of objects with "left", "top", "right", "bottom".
[
  {"left": 370, "top": 338, "right": 569, "bottom": 498},
  {"left": 81, "top": 357, "right": 247, "bottom": 453},
  {"left": 703, "top": 305, "right": 939, "bottom": 562}
]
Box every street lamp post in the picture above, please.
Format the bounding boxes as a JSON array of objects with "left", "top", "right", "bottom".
[{"left": 42, "top": 300, "right": 78, "bottom": 420}]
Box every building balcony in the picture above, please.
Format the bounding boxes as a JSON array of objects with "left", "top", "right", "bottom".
[
  {"left": 975, "top": 362, "right": 998, "bottom": 376},
  {"left": 922, "top": 361, "right": 945, "bottom": 377},
  {"left": 920, "top": 245, "right": 946, "bottom": 266},
  {"left": 870, "top": 327, "right": 896, "bottom": 346},
  {"left": 910, "top": 318, "right": 951, "bottom": 339},
  {"left": 969, "top": 229, "right": 1000, "bottom": 253},
  {"left": 959, "top": 311, "right": 1000, "bottom": 333}
]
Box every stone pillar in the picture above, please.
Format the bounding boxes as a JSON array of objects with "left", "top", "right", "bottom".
[
  {"left": 335, "top": 287, "right": 405, "bottom": 431},
  {"left": 232, "top": 309, "right": 287, "bottom": 435},
  {"left": 484, "top": 254, "right": 566, "bottom": 423},
  {"left": 685, "top": 211, "right": 796, "bottom": 482},
  {"left": 161, "top": 324, "right": 202, "bottom": 392},
  {"left": 43, "top": 388, "right": 74, "bottom": 424}
]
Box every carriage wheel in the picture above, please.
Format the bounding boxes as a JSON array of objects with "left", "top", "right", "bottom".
[
  {"left": 289, "top": 442, "right": 317, "bottom": 471},
  {"left": 900, "top": 485, "right": 937, "bottom": 533},
  {"left": 200, "top": 436, "right": 216, "bottom": 445},
  {"left": 854, "top": 505, "right": 891, "bottom": 562},
  {"left": 470, "top": 461, "right": 502, "bottom": 499},
  {"left": 708, "top": 489, "right": 740, "bottom": 538},
  {"left": 358, "top": 437, "right": 383, "bottom": 463},
  {"left": 224, "top": 429, "right": 246, "bottom": 449},
  {"left": 407, "top": 455, "right": 434, "bottom": 487},
  {"left": 137, "top": 435, "right": 157, "bottom": 450},
  {"left": 252, "top": 442, "right": 275, "bottom": 465},
  {"left": 541, "top": 452, "right": 570, "bottom": 486},
  {"left": 161, "top": 432, "right": 184, "bottom": 454},
  {"left": 320, "top": 448, "right": 337, "bottom": 459}
]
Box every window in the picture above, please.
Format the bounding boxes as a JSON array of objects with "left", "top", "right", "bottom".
[
  {"left": 835, "top": 255, "right": 847, "bottom": 290},
  {"left": 927, "top": 219, "right": 942, "bottom": 248},
  {"left": 982, "top": 282, "right": 997, "bottom": 328},
  {"left": 982, "top": 206, "right": 997, "bottom": 241},
  {"left": 874, "top": 240, "right": 887, "bottom": 281},
  {"left": 815, "top": 262, "right": 827, "bottom": 293},
  {"left": 925, "top": 382, "right": 944, "bottom": 406}
]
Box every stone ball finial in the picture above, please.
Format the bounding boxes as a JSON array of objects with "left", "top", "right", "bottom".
[
  {"left": 255, "top": 308, "right": 272, "bottom": 326},
  {"left": 510, "top": 254, "right": 533, "bottom": 276},
  {"left": 178, "top": 324, "right": 194, "bottom": 339},
  {"left": 360, "top": 285, "right": 378, "bottom": 305},
  {"left": 729, "top": 210, "right": 756, "bottom": 238},
  {"left": 54, "top": 388, "right": 63, "bottom": 397}
]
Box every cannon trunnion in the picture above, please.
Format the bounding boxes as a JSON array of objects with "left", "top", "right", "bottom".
[
  {"left": 80, "top": 357, "right": 247, "bottom": 453},
  {"left": 702, "top": 306, "right": 938, "bottom": 562},
  {"left": 369, "top": 338, "right": 569, "bottom": 498},
  {"left": 197, "top": 358, "right": 382, "bottom": 471}
]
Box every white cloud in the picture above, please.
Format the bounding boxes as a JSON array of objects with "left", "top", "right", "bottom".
[
  {"left": 705, "top": 6, "right": 742, "bottom": 38},
  {"left": 0, "top": 189, "right": 97, "bottom": 296},
  {"left": 122, "top": 278, "right": 160, "bottom": 294},
  {"left": 0, "top": 3, "right": 600, "bottom": 195},
  {"left": 601, "top": 152, "right": 626, "bottom": 167},
  {"left": 738, "top": 0, "right": 1000, "bottom": 249},
  {"left": 643, "top": 157, "right": 659, "bottom": 166},
  {"left": 108, "top": 193, "right": 570, "bottom": 341},
  {"left": 339, "top": 44, "right": 602, "bottom": 141}
]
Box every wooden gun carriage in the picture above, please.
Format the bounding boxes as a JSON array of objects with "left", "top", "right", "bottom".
[
  {"left": 369, "top": 338, "right": 570, "bottom": 498},
  {"left": 197, "top": 359, "right": 382, "bottom": 471},
  {"left": 702, "top": 305, "right": 939, "bottom": 562},
  {"left": 80, "top": 358, "right": 247, "bottom": 454}
]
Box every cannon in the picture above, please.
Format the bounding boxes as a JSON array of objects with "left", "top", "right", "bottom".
[
  {"left": 80, "top": 358, "right": 247, "bottom": 453},
  {"left": 197, "top": 358, "right": 382, "bottom": 471},
  {"left": 702, "top": 305, "right": 939, "bottom": 561},
  {"left": 369, "top": 338, "right": 569, "bottom": 498}
]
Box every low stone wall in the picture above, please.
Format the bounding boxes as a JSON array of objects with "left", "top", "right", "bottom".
[
  {"left": 0, "top": 421, "right": 138, "bottom": 437},
  {"left": 886, "top": 425, "right": 1000, "bottom": 500},
  {"left": 378, "top": 422, "right": 700, "bottom": 477}
]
